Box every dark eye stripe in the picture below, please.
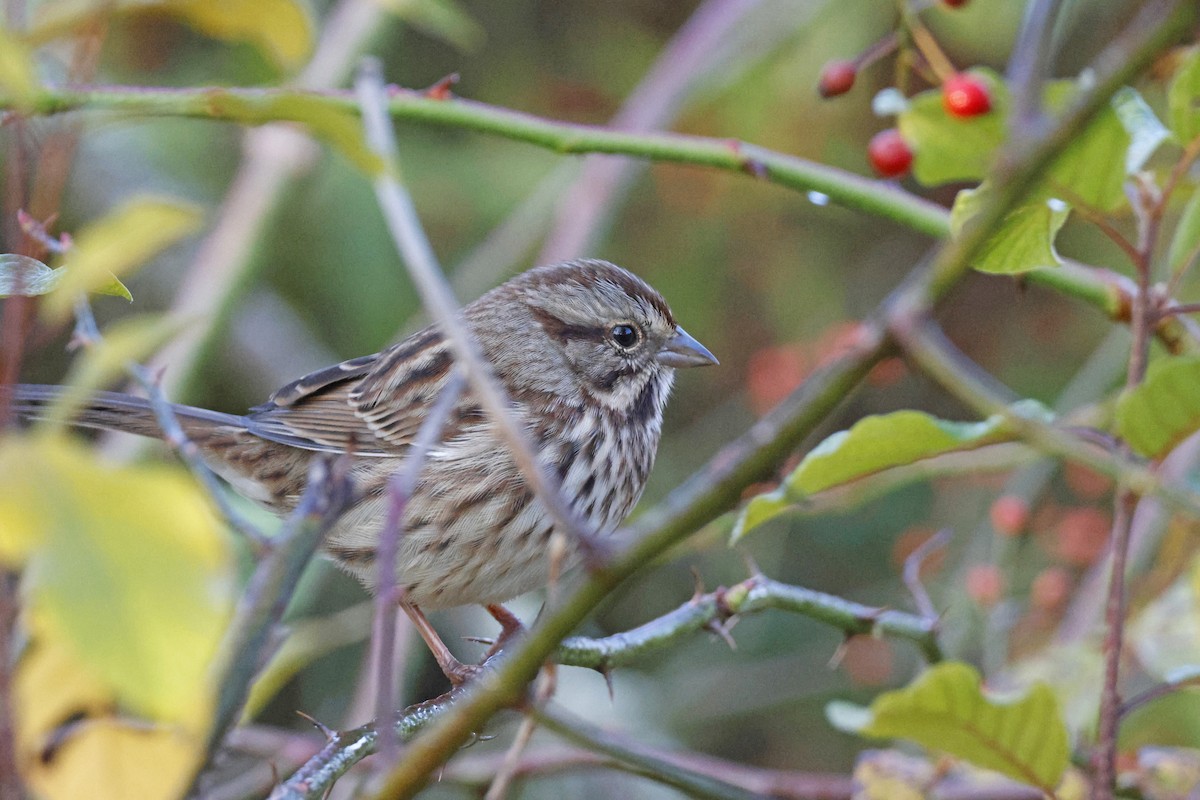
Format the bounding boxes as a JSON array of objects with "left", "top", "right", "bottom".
[{"left": 529, "top": 306, "right": 605, "bottom": 343}]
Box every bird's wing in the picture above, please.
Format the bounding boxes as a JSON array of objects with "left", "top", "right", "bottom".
[
  {"left": 244, "top": 326, "right": 470, "bottom": 455},
  {"left": 244, "top": 352, "right": 390, "bottom": 454},
  {"left": 349, "top": 326, "right": 471, "bottom": 449}
]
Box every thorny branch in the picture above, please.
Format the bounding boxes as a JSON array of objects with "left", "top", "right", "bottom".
[{"left": 269, "top": 571, "right": 940, "bottom": 798}]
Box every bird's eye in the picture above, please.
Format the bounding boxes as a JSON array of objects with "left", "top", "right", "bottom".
[{"left": 611, "top": 324, "right": 640, "bottom": 349}]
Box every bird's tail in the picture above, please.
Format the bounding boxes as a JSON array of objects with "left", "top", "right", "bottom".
[{"left": 4, "top": 384, "right": 247, "bottom": 440}]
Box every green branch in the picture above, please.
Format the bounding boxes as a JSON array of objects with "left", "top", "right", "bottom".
[
  {"left": 9, "top": 84, "right": 1190, "bottom": 350},
  {"left": 269, "top": 572, "right": 938, "bottom": 798},
  {"left": 14, "top": 84, "right": 949, "bottom": 238}
]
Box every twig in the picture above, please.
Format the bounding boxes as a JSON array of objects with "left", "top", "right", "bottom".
[
  {"left": 483, "top": 664, "right": 555, "bottom": 800},
  {"left": 1006, "top": 0, "right": 1067, "bottom": 133},
  {"left": 558, "top": 574, "right": 943, "bottom": 668},
  {"left": 533, "top": 704, "right": 766, "bottom": 800},
  {"left": 269, "top": 673, "right": 482, "bottom": 800},
  {"left": 372, "top": 369, "right": 465, "bottom": 762},
  {"left": 0, "top": 572, "right": 19, "bottom": 800},
  {"left": 903, "top": 528, "right": 951, "bottom": 621},
  {"left": 127, "top": 361, "right": 268, "bottom": 549},
  {"left": 891, "top": 314, "right": 1200, "bottom": 518},
  {"left": 353, "top": 59, "right": 603, "bottom": 560},
  {"left": 1118, "top": 670, "right": 1200, "bottom": 718},
  {"left": 1093, "top": 492, "right": 1136, "bottom": 799},
  {"left": 185, "top": 455, "right": 354, "bottom": 797}
]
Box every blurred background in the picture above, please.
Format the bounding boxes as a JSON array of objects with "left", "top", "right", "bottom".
[{"left": 11, "top": 0, "right": 1174, "bottom": 794}]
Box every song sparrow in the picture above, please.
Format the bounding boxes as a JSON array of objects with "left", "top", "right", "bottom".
[{"left": 10, "top": 259, "right": 717, "bottom": 680}]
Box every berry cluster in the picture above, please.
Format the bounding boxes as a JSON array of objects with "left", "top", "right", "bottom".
[{"left": 816, "top": 0, "right": 992, "bottom": 179}]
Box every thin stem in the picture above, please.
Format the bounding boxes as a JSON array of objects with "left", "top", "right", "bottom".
[
  {"left": 186, "top": 456, "right": 354, "bottom": 797},
  {"left": 1093, "top": 491, "right": 1137, "bottom": 799},
  {"left": 12, "top": 84, "right": 950, "bottom": 238},
  {"left": 371, "top": 370, "right": 464, "bottom": 762},
  {"left": 0, "top": 572, "right": 19, "bottom": 800},
  {"left": 353, "top": 60, "right": 602, "bottom": 559}
]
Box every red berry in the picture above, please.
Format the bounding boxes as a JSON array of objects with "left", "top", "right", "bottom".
[
  {"left": 989, "top": 495, "right": 1030, "bottom": 537},
  {"left": 1031, "top": 567, "right": 1072, "bottom": 611},
  {"left": 867, "top": 129, "right": 913, "bottom": 178},
  {"left": 943, "top": 0, "right": 969, "bottom": 7},
  {"left": 965, "top": 564, "right": 1004, "bottom": 608},
  {"left": 818, "top": 60, "right": 857, "bottom": 98},
  {"left": 943, "top": 74, "right": 992, "bottom": 117}
]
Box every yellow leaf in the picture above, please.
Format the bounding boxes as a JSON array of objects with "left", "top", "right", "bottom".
[
  {"left": 6, "top": 435, "right": 233, "bottom": 723},
  {"left": 27, "top": 0, "right": 312, "bottom": 70},
  {"left": 0, "top": 436, "right": 59, "bottom": 562},
  {"left": 42, "top": 196, "right": 203, "bottom": 320},
  {"left": 0, "top": 25, "right": 38, "bottom": 105},
  {"left": 14, "top": 634, "right": 114, "bottom": 760},
  {"left": 24, "top": 718, "right": 201, "bottom": 800},
  {"left": 168, "top": 0, "right": 314, "bottom": 69}
]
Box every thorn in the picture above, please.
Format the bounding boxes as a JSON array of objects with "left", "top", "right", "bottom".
[
  {"left": 828, "top": 637, "right": 850, "bottom": 670},
  {"left": 600, "top": 664, "right": 615, "bottom": 701},
  {"left": 464, "top": 635, "right": 495, "bottom": 646},
  {"left": 739, "top": 550, "right": 764, "bottom": 580},
  {"left": 295, "top": 710, "right": 335, "bottom": 741},
  {"left": 689, "top": 566, "right": 705, "bottom": 602},
  {"left": 705, "top": 619, "right": 737, "bottom": 651},
  {"left": 425, "top": 72, "right": 460, "bottom": 100}
]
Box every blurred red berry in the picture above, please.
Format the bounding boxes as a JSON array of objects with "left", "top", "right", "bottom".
[
  {"left": 1031, "top": 567, "right": 1072, "bottom": 611},
  {"left": 943, "top": 74, "right": 992, "bottom": 117},
  {"left": 867, "top": 129, "right": 913, "bottom": 177},
  {"left": 818, "top": 60, "right": 857, "bottom": 98},
  {"left": 966, "top": 564, "right": 1004, "bottom": 608},
  {"left": 990, "top": 495, "right": 1030, "bottom": 537},
  {"left": 1054, "top": 507, "right": 1111, "bottom": 566},
  {"left": 1064, "top": 463, "right": 1113, "bottom": 501},
  {"left": 943, "top": 0, "right": 969, "bottom": 7}
]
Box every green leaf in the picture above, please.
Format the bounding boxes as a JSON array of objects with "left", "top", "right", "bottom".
[
  {"left": 898, "top": 69, "right": 1007, "bottom": 186},
  {"left": 1169, "top": 46, "right": 1200, "bottom": 143},
  {"left": 41, "top": 197, "right": 203, "bottom": 319},
  {"left": 1111, "top": 86, "right": 1171, "bottom": 173},
  {"left": 950, "top": 183, "right": 1069, "bottom": 274},
  {"left": 0, "top": 254, "right": 130, "bottom": 301},
  {"left": 732, "top": 401, "right": 1052, "bottom": 541},
  {"left": 842, "top": 662, "right": 1070, "bottom": 793},
  {"left": 1120, "top": 690, "right": 1200, "bottom": 750},
  {"left": 1168, "top": 187, "right": 1200, "bottom": 274},
  {"left": 2, "top": 435, "right": 233, "bottom": 723},
  {"left": 1115, "top": 355, "right": 1200, "bottom": 458},
  {"left": 1044, "top": 81, "right": 1131, "bottom": 211}
]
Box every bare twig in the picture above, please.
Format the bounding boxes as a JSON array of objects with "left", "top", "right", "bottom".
[
  {"left": 186, "top": 455, "right": 354, "bottom": 797},
  {"left": 353, "top": 59, "right": 603, "bottom": 561},
  {"left": 127, "top": 362, "right": 269, "bottom": 549},
  {"left": 372, "top": 369, "right": 465, "bottom": 762},
  {"left": 1006, "top": 0, "right": 1067, "bottom": 132},
  {"left": 0, "top": 572, "right": 19, "bottom": 800},
  {"left": 903, "top": 528, "right": 951, "bottom": 621}
]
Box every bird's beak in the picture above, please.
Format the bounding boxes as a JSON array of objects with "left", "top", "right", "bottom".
[{"left": 657, "top": 325, "right": 718, "bottom": 369}]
